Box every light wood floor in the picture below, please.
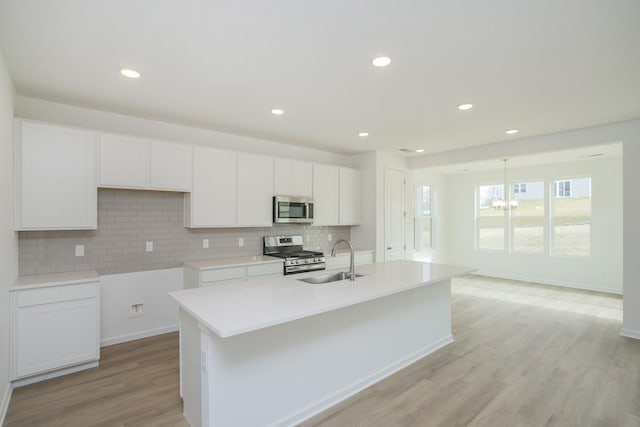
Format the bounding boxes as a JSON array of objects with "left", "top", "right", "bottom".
[
  {"left": 4, "top": 333, "right": 188, "bottom": 427},
  {"left": 5, "top": 275, "right": 639, "bottom": 426}
]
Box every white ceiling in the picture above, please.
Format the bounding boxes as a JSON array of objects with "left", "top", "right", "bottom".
[
  {"left": 0, "top": 1, "right": 639, "bottom": 155},
  {"left": 422, "top": 142, "right": 623, "bottom": 175}
]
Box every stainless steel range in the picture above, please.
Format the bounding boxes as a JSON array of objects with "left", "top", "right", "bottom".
[{"left": 263, "top": 235, "right": 326, "bottom": 275}]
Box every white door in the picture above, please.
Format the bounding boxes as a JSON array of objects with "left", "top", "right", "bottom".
[{"left": 385, "top": 168, "right": 406, "bottom": 261}]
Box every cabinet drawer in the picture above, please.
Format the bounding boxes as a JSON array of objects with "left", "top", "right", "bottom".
[
  {"left": 16, "top": 283, "right": 98, "bottom": 307},
  {"left": 247, "top": 263, "right": 283, "bottom": 277},
  {"left": 201, "top": 267, "right": 246, "bottom": 283}
]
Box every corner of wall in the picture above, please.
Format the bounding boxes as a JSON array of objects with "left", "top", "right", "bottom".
[{"left": 0, "top": 48, "right": 18, "bottom": 424}]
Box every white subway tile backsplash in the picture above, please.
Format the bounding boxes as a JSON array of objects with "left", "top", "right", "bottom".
[{"left": 19, "top": 189, "right": 351, "bottom": 275}]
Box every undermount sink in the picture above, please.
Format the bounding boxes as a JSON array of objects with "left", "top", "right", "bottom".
[{"left": 297, "top": 271, "right": 365, "bottom": 284}]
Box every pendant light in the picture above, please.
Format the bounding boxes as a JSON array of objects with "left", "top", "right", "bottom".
[{"left": 492, "top": 159, "right": 518, "bottom": 210}]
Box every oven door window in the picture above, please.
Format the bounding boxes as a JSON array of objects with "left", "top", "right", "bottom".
[{"left": 279, "top": 202, "right": 307, "bottom": 219}]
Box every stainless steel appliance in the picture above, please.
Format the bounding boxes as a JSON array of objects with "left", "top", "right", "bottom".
[
  {"left": 273, "top": 195, "right": 314, "bottom": 224},
  {"left": 263, "top": 235, "right": 326, "bottom": 275}
]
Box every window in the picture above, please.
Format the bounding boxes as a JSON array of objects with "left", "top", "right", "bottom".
[
  {"left": 477, "top": 184, "right": 505, "bottom": 250},
  {"left": 555, "top": 180, "right": 571, "bottom": 197},
  {"left": 512, "top": 181, "right": 544, "bottom": 253},
  {"left": 514, "top": 183, "right": 527, "bottom": 194},
  {"left": 475, "top": 175, "right": 592, "bottom": 257},
  {"left": 414, "top": 186, "right": 432, "bottom": 250},
  {"left": 553, "top": 178, "right": 591, "bottom": 256}
]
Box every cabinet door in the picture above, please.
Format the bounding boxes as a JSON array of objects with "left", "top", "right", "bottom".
[
  {"left": 237, "top": 153, "right": 274, "bottom": 226},
  {"left": 99, "top": 133, "right": 148, "bottom": 188},
  {"left": 185, "top": 147, "right": 237, "bottom": 227},
  {"left": 274, "top": 158, "right": 312, "bottom": 197},
  {"left": 149, "top": 140, "right": 192, "bottom": 191},
  {"left": 312, "top": 163, "right": 339, "bottom": 225},
  {"left": 11, "top": 284, "right": 99, "bottom": 379},
  {"left": 339, "top": 167, "right": 361, "bottom": 225},
  {"left": 17, "top": 121, "right": 97, "bottom": 230}
]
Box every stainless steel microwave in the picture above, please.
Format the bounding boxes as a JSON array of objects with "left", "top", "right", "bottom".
[{"left": 273, "top": 196, "right": 314, "bottom": 224}]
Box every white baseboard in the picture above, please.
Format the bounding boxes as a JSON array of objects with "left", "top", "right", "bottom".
[
  {"left": 620, "top": 328, "right": 640, "bottom": 340},
  {"left": 274, "top": 335, "right": 454, "bottom": 427},
  {"left": 1, "top": 381, "right": 12, "bottom": 425},
  {"left": 100, "top": 324, "right": 178, "bottom": 347},
  {"left": 470, "top": 272, "right": 622, "bottom": 295},
  {"left": 11, "top": 361, "right": 99, "bottom": 388}
]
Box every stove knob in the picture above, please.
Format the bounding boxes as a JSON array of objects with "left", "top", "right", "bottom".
[{"left": 305, "top": 258, "right": 313, "bottom": 264}]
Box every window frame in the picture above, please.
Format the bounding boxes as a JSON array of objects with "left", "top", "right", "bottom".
[
  {"left": 476, "top": 182, "right": 507, "bottom": 252},
  {"left": 550, "top": 176, "right": 592, "bottom": 258}
]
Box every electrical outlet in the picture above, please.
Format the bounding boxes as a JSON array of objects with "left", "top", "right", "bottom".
[
  {"left": 129, "top": 303, "right": 144, "bottom": 317},
  {"left": 328, "top": 234, "right": 332, "bottom": 241},
  {"left": 238, "top": 237, "right": 244, "bottom": 247},
  {"left": 305, "top": 235, "right": 310, "bottom": 242},
  {"left": 201, "top": 351, "right": 207, "bottom": 373},
  {"left": 75, "top": 245, "right": 85, "bottom": 257},
  {"left": 203, "top": 239, "right": 209, "bottom": 249},
  {"left": 146, "top": 241, "right": 153, "bottom": 252}
]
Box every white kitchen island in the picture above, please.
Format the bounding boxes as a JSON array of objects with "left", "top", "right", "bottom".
[{"left": 169, "top": 260, "right": 473, "bottom": 427}]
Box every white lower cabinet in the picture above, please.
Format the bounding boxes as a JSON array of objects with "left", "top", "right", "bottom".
[
  {"left": 183, "top": 257, "right": 284, "bottom": 288},
  {"left": 10, "top": 274, "right": 100, "bottom": 384},
  {"left": 325, "top": 250, "right": 374, "bottom": 269}
]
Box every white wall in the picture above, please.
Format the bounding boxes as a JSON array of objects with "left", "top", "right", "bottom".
[
  {"left": 351, "top": 152, "right": 409, "bottom": 262},
  {"left": 441, "top": 157, "right": 622, "bottom": 293},
  {"left": 0, "top": 51, "right": 17, "bottom": 421},
  {"left": 99, "top": 268, "right": 182, "bottom": 346},
  {"left": 15, "top": 96, "right": 355, "bottom": 167},
  {"left": 623, "top": 141, "right": 640, "bottom": 339},
  {"left": 411, "top": 171, "right": 448, "bottom": 263},
  {"left": 350, "top": 152, "right": 377, "bottom": 254}
]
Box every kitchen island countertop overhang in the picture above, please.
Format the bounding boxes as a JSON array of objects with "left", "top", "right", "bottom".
[{"left": 169, "top": 260, "right": 474, "bottom": 338}]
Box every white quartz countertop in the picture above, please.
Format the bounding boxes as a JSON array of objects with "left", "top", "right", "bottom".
[
  {"left": 12, "top": 270, "right": 99, "bottom": 291},
  {"left": 183, "top": 255, "right": 283, "bottom": 270},
  {"left": 169, "top": 260, "right": 474, "bottom": 338}
]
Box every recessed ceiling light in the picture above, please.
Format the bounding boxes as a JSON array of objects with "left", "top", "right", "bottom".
[
  {"left": 120, "top": 68, "right": 141, "bottom": 79},
  {"left": 358, "top": 132, "right": 369, "bottom": 137},
  {"left": 372, "top": 56, "right": 391, "bottom": 67},
  {"left": 415, "top": 148, "right": 425, "bottom": 153},
  {"left": 505, "top": 129, "right": 519, "bottom": 135},
  {"left": 271, "top": 109, "right": 284, "bottom": 115},
  {"left": 458, "top": 103, "right": 473, "bottom": 111}
]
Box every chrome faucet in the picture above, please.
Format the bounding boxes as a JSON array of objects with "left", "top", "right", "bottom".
[{"left": 331, "top": 239, "right": 355, "bottom": 281}]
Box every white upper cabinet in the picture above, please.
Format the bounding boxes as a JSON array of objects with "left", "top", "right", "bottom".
[
  {"left": 237, "top": 153, "right": 274, "bottom": 226},
  {"left": 339, "top": 167, "right": 361, "bottom": 225},
  {"left": 274, "top": 158, "right": 313, "bottom": 197},
  {"left": 312, "top": 164, "right": 340, "bottom": 225},
  {"left": 15, "top": 120, "right": 97, "bottom": 230},
  {"left": 99, "top": 133, "right": 147, "bottom": 188},
  {"left": 185, "top": 146, "right": 237, "bottom": 228},
  {"left": 149, "top": 140, "right": 192, "bottom": 191},
  {"left": 99, "top": 133, "right": 192, "bottom": 192},
  {"left": 312, "top": 164, "right": 361, "bottom": 226},
  {"left": 186, "top": 150, "right": 274, "bottom": 228}
]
